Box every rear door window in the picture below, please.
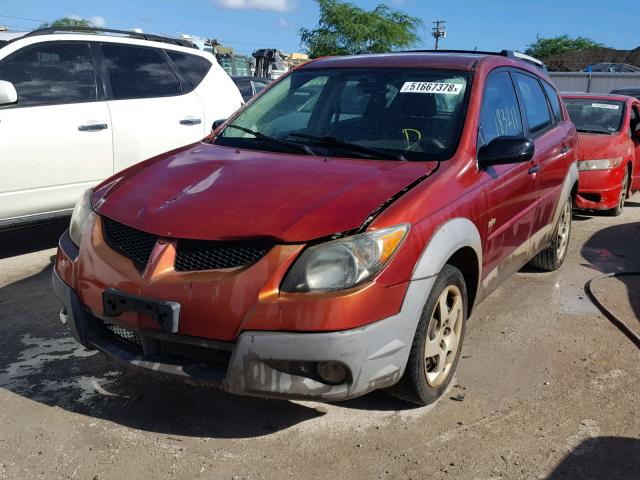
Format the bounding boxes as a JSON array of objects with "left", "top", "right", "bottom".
[
  {"left": 478, "top": 71, "right": 523, "bottom": 147},
  {"left": 0, "top": 42, "right": 97, "bottom": 106},
  {"left": 165, "top": 50, "right": 211, "bottom": 91},
  {"left": 542, "top": 80, "right": 563, "bottom": 123},
  {"left": 513, "top": 72, "right": 553, "bottom": 135},
  {"left": 102, "top": 44, "right": 182, "bottom": 100}
]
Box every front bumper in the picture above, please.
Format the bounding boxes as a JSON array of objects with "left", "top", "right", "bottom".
[
  {"left": 575, "top": 167, "right": 625, "bottom": 210},
  {"left": 53, "top": 265, "right": 426, "bottom": 402}
]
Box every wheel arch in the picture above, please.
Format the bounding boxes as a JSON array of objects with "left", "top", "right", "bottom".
[{"left": 411, "top": 218, "right": 482, "bottom": 315}]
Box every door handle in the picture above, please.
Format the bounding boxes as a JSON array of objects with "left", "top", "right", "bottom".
[
  {"left": 179, "top": 118, "right": 202, "bottom": 126},
  {"left": 561, "top": 145, "right": 571, "bottom": 155},
  {"left": 528, "top": 165, "right": 540, "bottom": 175},
  {"left": 78, "top": 123, "right": 108, "bottom": 132}
]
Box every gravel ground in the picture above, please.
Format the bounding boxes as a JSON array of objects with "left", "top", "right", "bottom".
[{"left": 0, "top": 196, "right": 639, "bottom": 480}]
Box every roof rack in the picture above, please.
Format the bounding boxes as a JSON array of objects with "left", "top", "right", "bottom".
[
  {"left": 399, "top": 49, "right": 547, "bottom": 71},
  {"left": 21, "top": 26, "right": 197, "bottom": 49}
]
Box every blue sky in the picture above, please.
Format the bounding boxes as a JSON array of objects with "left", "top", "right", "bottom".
[{"left": 1, "top": 0, "right": 638, "bottom": 54}]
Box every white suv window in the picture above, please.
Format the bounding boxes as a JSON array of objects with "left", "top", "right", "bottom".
[
  {"left": 0, "top": 42, "right": 97, "bottom": 106},
  {"left": 101, "top": 44, "right": 182, "bottom": 100},
  {"left": 165, "top": 50, "right": 211, "bottom": 91}
]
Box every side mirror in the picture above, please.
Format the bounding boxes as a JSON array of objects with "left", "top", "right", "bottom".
[
  {"left": 212, "top": 118, "right": 227, "bottom": 131},
  {"left": 478, "top": 136, "right": 535, "bottom": 168},
  {"left": 0, "top": 80, "right": 17, "bottom": 106}
]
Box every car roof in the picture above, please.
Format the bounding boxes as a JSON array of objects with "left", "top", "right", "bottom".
[
  {"left": 298, "top": 51, "right": 547, "bottom": 76},
  {"left": 231, "top": 76, "right": 269, "bottom": 82},
  {"left": 0, "top": 31, "right": 27, "bottom": 42},
  {"left": 611, "top": 87, "right": 640, "bottom": 94},
  {"left": 561, "top": 92, "right": 633, "bottom": 102},
  {"left": 3, "top": 26, "right": 198, "bottom": 51}
]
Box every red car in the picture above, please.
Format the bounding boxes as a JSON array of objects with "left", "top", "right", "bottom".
[
  {"left": 53, "top": 51, "right": 578, "bottom": 405},
  {"left": 562, "top": 93, "right": 640, "bottom": 215}
]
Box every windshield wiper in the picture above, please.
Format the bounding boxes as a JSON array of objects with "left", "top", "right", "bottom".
[
  {"left": 226, "top": 124, "right": 317, "bottom": 156},
  {"left": 287, "top": 132, "right": 406, "bottom": 161}
]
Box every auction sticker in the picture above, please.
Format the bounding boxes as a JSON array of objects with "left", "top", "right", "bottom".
[
  {"left": 401, "top": 82, "right": 463, "bottom": 94},
  {"left": 591, "top": 103, "right": 620, "bottom": 110}
]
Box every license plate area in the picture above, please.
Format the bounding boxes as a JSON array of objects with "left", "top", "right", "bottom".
[{"left": 103, "top": 288, "right": 180, "bottom": 333}]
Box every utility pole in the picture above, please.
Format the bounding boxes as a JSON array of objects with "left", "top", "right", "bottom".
[{"left": 432, "top": 20, "right": 446, "bottom": 50}]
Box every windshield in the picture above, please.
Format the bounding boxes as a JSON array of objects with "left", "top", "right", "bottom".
[
  {"left": 215, "top": 68, "right": 471, "bottom": 161},
  {"left": 564, "top": 98, "right": 625, "bottom": 134}
]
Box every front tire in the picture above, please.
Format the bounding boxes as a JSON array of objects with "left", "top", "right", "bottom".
[
  {"left": 387, "top": 265, "right": 467, "bottom": 405},
  {"left": 529, "top": 197, "right": 572, "bottom": 271},
  {"left": 607, "top": 169, "right": 628, "bottom": 217}
]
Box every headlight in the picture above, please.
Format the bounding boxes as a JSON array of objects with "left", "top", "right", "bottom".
[
  {"left": 577, "top": 157, "right": 623, "bottom": 171},
  {"left": 69, "top": 189, "right": 96, "bottom": 247},
  {"left": 282, "top": 224, "right": 409, "bottom": 292}
]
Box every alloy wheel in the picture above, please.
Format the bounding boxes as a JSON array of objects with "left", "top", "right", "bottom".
[
  {"left": 424, "top": 285, "right": 464, "bottom": 388},
  {"left": 619, "top": 172, "right": 629, "bottom": 212},
  {"left": 556, "top": 200, "right": 572, "bottom": 261}
]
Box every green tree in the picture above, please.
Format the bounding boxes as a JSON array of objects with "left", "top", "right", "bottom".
[
  {"left": 39, "top": 17, "right": 93, "bottom": 29},
  {"left": 525, "top": 34, "right": 604, "bottom": 59},
  {"left": 300, "top": 0, "right": 423, "bottom": 58}
]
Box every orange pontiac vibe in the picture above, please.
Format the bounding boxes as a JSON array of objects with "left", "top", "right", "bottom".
[
  {"left": 53, "top": 50, "right": 578, "bottom": 405},
  {"left": 562, "top": 93, "right": 640, "bottom": 216}
]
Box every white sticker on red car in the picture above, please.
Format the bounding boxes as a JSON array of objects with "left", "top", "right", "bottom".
[
  {"left": 400, "top": 82, "right": 463, "bottom": 94},
  {"left": 591, "top": 103, "right": 620, "bottom": 110}
]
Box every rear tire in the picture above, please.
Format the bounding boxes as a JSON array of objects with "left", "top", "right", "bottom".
[
  {"left": 606, "top": 169, "right": 628, "bottom": 217},
  {"left": 387, "top": 265, "right": 467, "bottom": 405},
  {"left": 529, "top": 197, "right": 572, "bottom": 271}
]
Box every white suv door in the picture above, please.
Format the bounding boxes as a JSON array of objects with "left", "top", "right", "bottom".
[
  {"left": 99, "top": 43, "right": 206, "bottom": 173},
  {"left": 0, "top": 41, "right": 113, "bottom": 226}
]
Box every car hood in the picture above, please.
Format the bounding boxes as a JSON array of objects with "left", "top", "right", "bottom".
[
  {"left": 577, "top": 132, "right": 628, "bottom": 161},
  {"left": 94, "top": 144, "right": 437, "bottom": 242}
]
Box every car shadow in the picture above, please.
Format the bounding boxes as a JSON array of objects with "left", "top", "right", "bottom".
[
  {"left": 547, "top": 436, "right": 640, "bottom": 479},
  {"left": 0, "top": 219, "right": 68, "bottom": 259},
  {"left": 580, "top": 220, "right": 640, "bottom": 335},
  {"left": 0, "top": 257, "right": 416, "bottom": 440}
]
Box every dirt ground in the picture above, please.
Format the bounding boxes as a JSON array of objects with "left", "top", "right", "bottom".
[{"left": 0, "top": 196, "right": 639, "bottom": 480}]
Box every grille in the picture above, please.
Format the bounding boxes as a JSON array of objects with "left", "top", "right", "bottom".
[
  {"left": 158, "top": 340, "right": 231, "bottom": 366},
  {"left": 102, "top": 217, "right": 157, "bottom": 267},
  {"left": 100, "top": 319, "right": 229, "bottom": 367},
  {"left": 104, "top": 322, "right": 143, "bottom": 347},
  {"left": 175, "top": 239, "right": 273, "bottom": 271}
]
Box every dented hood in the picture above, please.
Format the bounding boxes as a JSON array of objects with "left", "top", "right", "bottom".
[{"left": 93, "top": 144, "right": 437, "bottom": 242}]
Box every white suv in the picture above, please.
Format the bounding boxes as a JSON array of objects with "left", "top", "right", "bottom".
[{"left": 0, "top": 27, "right": 244, "bottom": 229}]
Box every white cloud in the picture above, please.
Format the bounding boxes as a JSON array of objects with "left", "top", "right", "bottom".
[
  {"left": 89, "top": 16, "right": 106, "bottom": 27},
  {"left": 212, "top": 0, "right": 293, "bottom": 12}
]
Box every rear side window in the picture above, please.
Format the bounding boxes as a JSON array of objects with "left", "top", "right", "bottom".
[
  {"left": 0, "top": 42, "right": 96, "bottom": 106},
  {"left": 542, "top": 80, "right": 563, "bottom": 123},
  {"left": 165, "top": 50, "right": 211, "bottom": 90},
  {"left": 478, "top": 71, "right": 523, "bottom": 147},
  {"left": 237, "top": 80, "right": 252, "bottom": 98},
  {"left": 513, "top": 72, "right": 553, "bottom": 135},
  {"left": 102, "top": 44, "right": 181, "bottom": 100}
]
